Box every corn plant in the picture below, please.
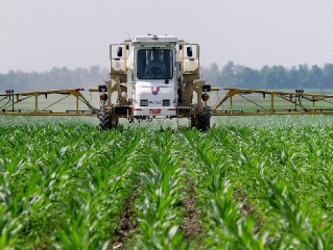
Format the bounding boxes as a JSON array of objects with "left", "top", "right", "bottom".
[{"left": 132, "top": 130, "right": 191, "bottom": 249}]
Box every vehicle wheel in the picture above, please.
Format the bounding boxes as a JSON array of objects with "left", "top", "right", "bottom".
[
  {"left": 98, "top": 108, "right": 111, "bottom": 131},
  {"left": 197, "top": 107, "right": 211, "bottom": 131},
  {"left": 111, "top": 116, "right": 119, "bottom": 129}
]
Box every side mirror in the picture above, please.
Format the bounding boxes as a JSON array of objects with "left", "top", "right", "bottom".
[
  {"left": 117, "top": 47, "right": 123, "bottom": 57},
  {"left": 126, "top": 45, "right": 129, "bottom": 50},
  {"left": 179, "top": 44, "right": 183, "bottom": 50},
  {"left": 187, "top": 47, "right": 193, "bottom": 57}
]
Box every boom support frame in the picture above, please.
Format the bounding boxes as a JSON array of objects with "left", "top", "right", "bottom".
[
  {"left": 212, "top": 88, "right": 333, "bottom": 116},
  {"left": 0, "top": 88, "right": 99, "bottom": 116}
]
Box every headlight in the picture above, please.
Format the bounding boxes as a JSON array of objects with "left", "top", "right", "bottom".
[
  {"left": 140, "top": 100, "right": 148, "bottom": 106},
  {"left": 163, "top": 99, "right": 170, "bottom": 106},
  {"left": 201, "top": 94, "right": 209, "bottom": 101}
]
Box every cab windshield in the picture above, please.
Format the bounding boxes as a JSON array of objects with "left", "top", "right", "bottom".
[{"left": 137, "top": 49, "right": 173, "bottom": 79}]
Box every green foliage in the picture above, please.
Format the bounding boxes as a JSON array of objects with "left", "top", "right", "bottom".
[
  {"left": 1, "top": 117, "right": 333, "bottom": 249},
  {"left": 132, "top": 130, "right": 190, "bottom": 249},
  {"left": 0, "top": 122, "right": 140, "bottom": 249}
]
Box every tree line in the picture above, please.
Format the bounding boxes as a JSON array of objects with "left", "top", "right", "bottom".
[
  {"left": 1, "top": 62, "right": 333, "bottom": 93},
  {"left": 0, "top": 66, "right": 109, "bottom": 93},
  {"left": 201, "top": 62, "right": 333, "bottom": 90}
]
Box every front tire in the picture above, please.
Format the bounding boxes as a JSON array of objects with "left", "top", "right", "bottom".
[
  {"left": 98, "top": 109, "right": 111, "bottom": 131},
  {"left": 198, "top": 107, "right": 211, "bottom": 131},
  {"left": 191, "top": 107, "right": 211, "bottom": 131},
  {"left": 198, "top": 108, "right": 211, "bottom": 131}
]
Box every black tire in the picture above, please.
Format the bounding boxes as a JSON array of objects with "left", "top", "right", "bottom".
[
  {"left": 198, "top": 107, "right": 211, "bottom": 131},
  {"left": 98, "top": 109, "right": 111, "bottom": 131}
]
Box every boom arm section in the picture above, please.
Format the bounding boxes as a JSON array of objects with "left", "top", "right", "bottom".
[
  {"left": 0, "top": 88, "right": 99, "bottom": 116},
  {"left": 212, "top": 88, "right": 333, "bottom": 116}
]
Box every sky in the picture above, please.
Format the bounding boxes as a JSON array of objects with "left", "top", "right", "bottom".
[{"left": 1, "top": 0, "right": 333, "bottom": 73}]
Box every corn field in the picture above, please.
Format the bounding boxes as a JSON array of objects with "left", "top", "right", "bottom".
[{"left": 1, "top": 116, "right": 333, "bottom": 249}]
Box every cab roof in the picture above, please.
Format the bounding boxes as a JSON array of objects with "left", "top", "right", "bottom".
[{"left": 134, "top": 34, "right": 178, "bottom": 43}]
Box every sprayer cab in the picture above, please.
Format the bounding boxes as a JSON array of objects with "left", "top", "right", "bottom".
[{"left": 130, "top": 35, "right": 178, "bottom": 117}]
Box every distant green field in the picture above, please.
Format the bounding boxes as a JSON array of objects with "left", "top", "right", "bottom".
[{"left": 1, "top": 116, "right": 333, "bottom": 249}]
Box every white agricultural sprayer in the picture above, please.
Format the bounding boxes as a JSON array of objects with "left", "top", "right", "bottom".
[{"left": 3, "top": 34, "right": 333, "bottom": 130}]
